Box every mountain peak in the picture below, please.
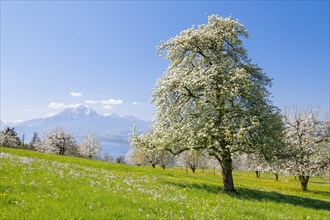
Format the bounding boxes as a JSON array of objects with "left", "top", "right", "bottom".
[
  {"left": 67, "top": 105, "right": 90, "bottom": 113},
  {"left": 109, "top": 113, "right": 121, "bottom": 119},
  {"left": 52, "top": 105, "right": 100, "bottom": 120}
]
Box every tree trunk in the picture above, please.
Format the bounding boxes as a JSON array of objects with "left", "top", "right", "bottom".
[
  {"left": 255, "top": 171, "right": 260, "bottom": 178},
  {"left": 299, "top": 175, "right": 309, "bottom": 191},
  {"left": 152, "top": 164, "right": 156, "bottom": 168},
  {"left": 221, "top": 157, "right": 236, "bottom": 193},
  {"left": 275, "top": 173, "right": 279, "bottom": 181},
  {"left": 191, "top": 168, "right": 196, "bottom": 173},
  {"left": 59, "top": 147, "right": 65, "bottom": 155},
  {"left": 162, "top": 165, "right": 165, "bottom": 170}
]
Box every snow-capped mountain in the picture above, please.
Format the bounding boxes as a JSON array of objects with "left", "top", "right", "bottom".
[
  {"left": 51, "top": 105, "right": 101, "bottom": 120},
  {"left": 6, "top": 106, "right": 150, "bottom": 156}
]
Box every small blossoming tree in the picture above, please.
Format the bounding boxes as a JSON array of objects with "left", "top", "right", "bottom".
[
  {"left": 0, "top": 127, "right": 21, "bottom": 148},
  {"left": 130, "top": 129, "right": 173, "bottom": 169},
  {"left": 176, "top": 150, "right": 209, "bottom": 173},
  {"left": 36, "top": 128, "right": 77, "bottom": 155},
  {"left": 284, "top": 108, "right": 329, "bottom": 191},
  {"left": 79, "top": 132, "right": 100, "bottom": 159}
]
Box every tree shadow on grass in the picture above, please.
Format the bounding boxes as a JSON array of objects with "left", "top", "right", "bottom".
[
  {"left": 164, "top": 181, "right": 221, "bottom": 194},
  {"left": 163, "top": 181, "right": 330, "bottom": 211},
  {"left": 237, "top": 188, "right": 330, "bottom": 211},
  {"left": 305, "top": 189, "right": 330, "bottom": 198}
]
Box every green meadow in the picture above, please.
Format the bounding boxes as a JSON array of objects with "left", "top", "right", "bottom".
[{"left": 1, "top": 147, "right": 329, "bottom": 219}]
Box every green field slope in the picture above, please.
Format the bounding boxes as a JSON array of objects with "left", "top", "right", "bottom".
[{"left": 1, "top": 147, "right": 329, "bottom": 219}]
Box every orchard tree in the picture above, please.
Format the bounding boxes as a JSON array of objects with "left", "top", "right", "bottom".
[
  {"left": 238, "top": 111, "right": 287, "bottom": 180},
  {"left": 158, "top": 150, "right": 173, "bottom": 170},
  {"left": 116, "top": 156, "right": 125, "bottom": 164},
  {"left": 36, "top": 128, "right": 77, "bottom": 155},
  {"left": 244, "top": 153, "right": 270, "bottom": 178},
  {"left": 284, "top": 108, "right": 329, "bottom": 191},
  {"left": 130, "top": 128, "right": 173, "bottom": 168},
  {"left": 103, "top": 151, "right": 113, "bottom": 162},
  {"left": 207, "top": 157, "right": 222, "bottom": 175},
  {"left": 148, "top": 15, "right": 284, "bottom": 193},
  {"left": 176, "top": 150, "right": 208, "bottom": 173},
  {"left": 126, "top": 147, "right": 148, "bottom": 166},
  {"left": 0, "top": 127, "right": 21, "bottom": 148},
  {"left": 79, "top": 132, "right": 100, "bottom": 159},
  {"left": 233, "top": 153, "right": 284, "bottom": 181},
  {"left": 29, "top": 132, "right": 40, "bottom": 150},
  {"left": 268, "top": 159, "right": 285, "bottom": 181}
]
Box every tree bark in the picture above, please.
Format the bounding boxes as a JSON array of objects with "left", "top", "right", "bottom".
[
  {"left": 191, "top": 168, "right": 196, "bottom": 173},
  {"left": 299, "top": 175, "right": 309, "bottom": 191},
  {"left": 275, "top": 173, "right": 279, "bottom": 181},
  {"left": 59, "top": 147, "right": 65, "bottom": 155},
  {"left": 255, "top": 171, "right": 260, "bottom": 178},
  {"left": 162, "top": 165, "right": 165, "bottom": 170},
  {"left": 220, "top": 156, "right": 236, "bottom": 193},
  {"left": 152, "top": 164, "right": 156, "bottom": 168}
]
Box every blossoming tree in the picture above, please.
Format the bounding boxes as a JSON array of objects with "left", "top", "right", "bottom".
[
  {"left": 79, "top": 132, "right": 100, "bottom": 159},
  {"left": 36, "top": 128, "right": 77, "bottom": 155},
  {"left": 176, "top": 150, "right": 208, "bottom": 173},
  {"left": 0, "top": 127, "right": 21, "bottom": 148},
  {"left": 126, "top": 146, "right": 148, "bottom": 166},
  {"left": 130, "top": 129, "right": 173, "bottom": 169},
  {"left": 284, "top": 108, "right": 329, "bottom": 191},
  {"left": 145, "top": 15, "right": 284, "bottom": 193}
]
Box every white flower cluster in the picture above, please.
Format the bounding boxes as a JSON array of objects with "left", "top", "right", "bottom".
[
  {"left": 284, "top": 108, "right": 329, "bottom": 177},
  {"left": 32, "top": 128, "right": 100, "bottom": 158}
]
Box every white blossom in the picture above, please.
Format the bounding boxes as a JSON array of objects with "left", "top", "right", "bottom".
[
  {"left": 136, "top": 15, "right": 284, "bottom": 193},
  {"left": 0, "top": 127, "right": 21, "bottom": 148},
  {"left": 130, "top": 127, "right": 173, "bottom": 168},
  {"left": 283, "top": 108, "right": 329, "bottom": 191},
  {"left": 35, "top": 128, "right": 77, "bottom": 155},
  {"left": 79, "top": 132, "right": 100, "bottom": 159}
]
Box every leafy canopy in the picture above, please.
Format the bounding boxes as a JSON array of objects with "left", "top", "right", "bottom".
[{"left": 151, "top": 15, "right": 283, "bottom": 160}]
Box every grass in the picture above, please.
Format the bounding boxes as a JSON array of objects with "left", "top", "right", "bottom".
[{"left": 1, "top": 147, "right": 329, "bottom": 219}]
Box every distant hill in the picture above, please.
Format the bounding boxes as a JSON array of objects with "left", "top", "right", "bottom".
[{"left": 5, "top": 106, "right": 150, "bottom": 156}]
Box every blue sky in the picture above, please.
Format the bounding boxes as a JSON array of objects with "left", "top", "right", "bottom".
[{"left": 1, "top": 1, "right": 329, "bottom": 122}]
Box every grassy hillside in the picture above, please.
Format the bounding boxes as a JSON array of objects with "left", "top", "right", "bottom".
[{"left": 1, "top": 147, "right": 329, "bottom": 219}]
